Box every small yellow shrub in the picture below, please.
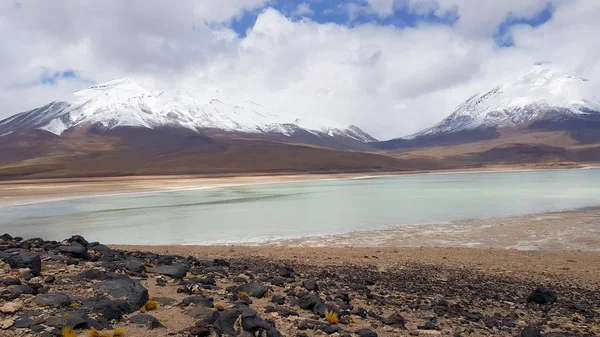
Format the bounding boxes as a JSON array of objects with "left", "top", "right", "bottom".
[
  {"left": 89, "top": 327, "right": 125, "bottom": 337},
  {"left": 89, "top": 327, "right": 101, "bottom": 337},
  {"left": 237, "top": 291, "right": 252, "bottom": 297},
  {"left": 187, "top": 273, "right": 202, "bottom": 279},
  {"left": 145, "top": 300, "right": 159, "bottom": 310},
  {"left": 62, "top": 327, "right": 77, "bottom": 337},
  {"left": 139, "top": 300, "right": 159, "bottom": 312},
  {"left": 325, "top": 310, "right": 339, "bottom": 325}
]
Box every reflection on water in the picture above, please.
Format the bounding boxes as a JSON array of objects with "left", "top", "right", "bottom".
[{"left": 1, "top": 168, "right": 600, "bottom": 245}]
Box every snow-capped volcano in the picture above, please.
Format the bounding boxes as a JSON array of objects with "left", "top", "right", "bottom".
[
  {"left": 407, "top": 64, "right": 600, "bottom": 139},
  {"left": 0, "top": 78, "right": 375, "bottom": 143}
]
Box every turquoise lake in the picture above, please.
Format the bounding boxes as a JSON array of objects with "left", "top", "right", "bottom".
[{"left": 1, "top": 169, "right": 600, "bottom": 245}]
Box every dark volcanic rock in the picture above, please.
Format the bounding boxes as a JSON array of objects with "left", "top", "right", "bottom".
[
  {"left": 180, "top": 296, "right": 214, "bottom": 308},
  {"left": 44, "top": 313, "right": 87, "bottom": 329},
  {"left": 271, "top": 295, "right": 286, "bottom": 305},
  {"left": 120, "top": 259, "right": 145, "bottom": 273},
  {"left": 79, "top": 269, "right": 109, "bottom": 280},
  {"left": 521, "top": 326, "right": 542, "bottom": 337},
  {"left": 9, "top": 284, "right": 36, "bottom": 299},
  {"left": 298, "top": 294, "right": 323, "bottom": 310},
  {"left": 265, "top": 305, "right": 298, "bottom": 317},
  {"left": 66, "top": 258, "right": 80, "bottom": 266},
  {"left": 92, "top": 274, "right": 149, "bottom": 313},
  {"left": 83, "top": 296, "right": 129, "bottom": 320},
  {"left": 527, "top": 287, "right": 557, "bottom": 305},
  {"left": 1, "top": 277, "right": 21, "bottom": 286},
  {"left": 382, "top": 312, "right": 406, "bottom": 328},
  {"left": 240, "top": 306, "right": 272, "bottom": 332},
  {"left": 356, "top": 329, "right": 378, "bottom": 337},
  {"left": 33, "top": 293, "right": 71, "bottom": 307},
  {"left": 189, "top": 307, "right": 220, "bottom": 324},
  {"left": 277, "top": 266, "right": 294, "bottom": 278},
  {"left": 0, "top": 249, "right": 42, "bottom": 275},
  {"left": 214, "top": 308, "right": 244, "bottom": 336},
  {"left": 20, "top": 270, "right": 35, "bottom": 280},
  {"left": 69, "top": 235, "right": 89, "bottom": 247},
  {"left": 13, "top": 317, "right": 34, "bottom": 329},
  {"left": 303, "top": 280, "right": 319, "bottom": 292},
  {"left": 129, "top": 314, "right": 164, "bottom": 329},
  {"left": 188, "top": 325, "right": 212, "bottom": 336},
  {"left": 313, "top": 301, "right": 340, "bottom": 318},
  {"left": 147, "top": 264, "right": 188, "bottom": 279},
  {"left": 237, "top": 282, "right": 269, "bottom": 298},
  {"left": 58, "top": 241, "right": 89, "bottom": 259},
  {"left": 153, "top": 297, "right": 177, "bottom": 306}
]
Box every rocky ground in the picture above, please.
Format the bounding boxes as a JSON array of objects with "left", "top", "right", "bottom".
[{"left": 1, "top": 235, "right": 599, "bottom": 337}]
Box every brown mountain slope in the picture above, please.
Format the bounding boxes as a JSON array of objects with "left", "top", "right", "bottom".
[{"left": 0, "top": 128, "right": 446, "bottom": 179}]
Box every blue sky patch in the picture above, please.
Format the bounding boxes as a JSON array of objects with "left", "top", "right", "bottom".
[
  {"left": 495, "top": 4, "right": 554, "bottom": 47},
  {"left": 225, "top": 0, "right": 554, "bottom": 47},
  {"left": 228, "top": 0, "right": 458, "bottom": 37},
  {"left": 40, "top": 70, "right": 78, "bottom": 85}
]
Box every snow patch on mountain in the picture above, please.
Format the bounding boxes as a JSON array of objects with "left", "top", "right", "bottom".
[
  {"left": 406, "top": 64, "right": 600, "bottom": 139},
  {"left": 0, "top": 78, "right": 375, "bottom": 142}
]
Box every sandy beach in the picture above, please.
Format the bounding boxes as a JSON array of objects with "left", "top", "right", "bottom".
[{"left": 267, "top": 207, "right": 600, "bottom": 251}]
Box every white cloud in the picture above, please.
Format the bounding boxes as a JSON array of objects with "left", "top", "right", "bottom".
[
  {"left": 365, "top": 0, "right": 395, "bottom": 16},
  {"left": 294, "top": 3, "right": 314, "bottom": 16},
  {"left": 0, "top": 0, "right": 599, "bottom": 140},
  {"left": 367, "top": 0, "right": 564, "bottom": 35}
]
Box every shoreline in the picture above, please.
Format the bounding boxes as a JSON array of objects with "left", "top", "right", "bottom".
[
  {"left": 2, "top": 166, "right": 598, "bottom": 208},
  {"left": 264, "top": 206, "right": 600, "bottom": 251}
]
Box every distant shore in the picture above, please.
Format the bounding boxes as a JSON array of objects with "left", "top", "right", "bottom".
[{"left": 1, "top": 164, "right": 597, "bottom": 207}]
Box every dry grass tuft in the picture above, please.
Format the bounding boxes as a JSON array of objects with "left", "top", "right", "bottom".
[
  {"left": 139, "top": 300, "right": 159, "bottom": 312},
  {"left": 62, "top": 327, "right": 77, "bottom": 337},
  {"left": 237, "top": 290, "right": 252, "bottom": 297},
  {"left": 325, "top": 310, "right": 339, "bottom": 324},
  {"left": 89, "top": 327, "right": 126, "bottom": 337}
]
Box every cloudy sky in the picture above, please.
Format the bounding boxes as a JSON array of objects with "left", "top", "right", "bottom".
[{"left": 1, "top": 0, "right": 599, "bottom": 139}]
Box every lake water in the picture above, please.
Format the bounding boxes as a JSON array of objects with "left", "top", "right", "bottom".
[{"left": 1, "top": 169, "right": 600, "bottom": 245}]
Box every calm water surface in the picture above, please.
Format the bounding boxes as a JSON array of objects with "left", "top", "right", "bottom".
[{"left": 1, "top": 169, "right": 600, "bottom": 245}]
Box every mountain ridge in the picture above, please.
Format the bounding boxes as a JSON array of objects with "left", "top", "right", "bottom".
[
  {"left": 378, "top": 64, "right": 600, "bottom": 149},
  {"left": 0, "top": 78, "right": 376, "bottom": 144}
]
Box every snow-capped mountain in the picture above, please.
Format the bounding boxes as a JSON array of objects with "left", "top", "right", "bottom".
[
  {"left": 407, "top": 64, "right": 600, "bottom": 139},
  {"left": 0, "top": 78, "right": 375, "bottom": 143}
]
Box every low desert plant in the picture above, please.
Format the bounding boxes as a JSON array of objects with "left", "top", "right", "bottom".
[
  {"left": 186, "top": 273, "right": 203, "bottom": 279},
  {"left": 139, "top": 299, "right": 159, "bottom": 312},
  {"left": 62, "top": 327, "right": 77, "bottom": 337},
  {"left": 238, "top": 290, "right": 252, "bottom": 297},
  {"left": 89, "top": 327, "right": 125, "bottom": 337},
  {"left": 325, "top": 310, "right": 339, "bottom": 324}
]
